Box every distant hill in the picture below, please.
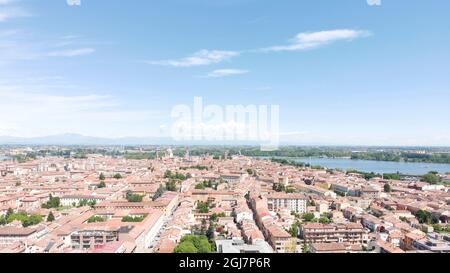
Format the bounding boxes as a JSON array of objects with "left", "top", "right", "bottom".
[
  {"left": 0, "top": 133, "right": 264, "bottom": 146},
  {"left": 0, "top": 134, "right": 170, "bottom": 145}
]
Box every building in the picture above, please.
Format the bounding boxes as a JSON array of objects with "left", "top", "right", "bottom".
[
  {"left": 310, "top": 243, "right": 362, "bottom": 253},
  {"left": 300, "top": 223, "right": 368, "bottom": 245},
  {"left": 69, "top": 228, "right": 119, "bottom": 250},
  {"left": 220, "top": 174, "right": 244, "bottom": 184},
  {"left": 358, "top": 187, "right": 380, "bottom": 198},
  {"left": 402, "top": 232, "right": 426, "bottom": 251},
  {"left": 412, "top": 233, "right": 450, "bottom": 253},
  {"left": 0, "top": 227, "right": 38, "bottom": 246},
  {"left": 60, "top": 195, "right": 107, "bottom": 206},
  {"left": 376, "top": 240, "right": 405, "bottom": 253},
  {"left": 266, "top": 224, "right": 296, "bottom": 253},
  {"left": 266, "top": 193, "right": 307, "bottom": 213},
  {"left": 215, "top": 239, "right": 273, "bottom": 253}
]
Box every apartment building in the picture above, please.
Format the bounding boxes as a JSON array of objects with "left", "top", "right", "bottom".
[
  {"left": 215, "top": 239, "right": 273, "bottom": 253},
  {"left": 412, "top": 233, "right": 450, "bottom": 253},
  {"left": 266, "top": 224, "right": 296, "bottom": 253},
  {"left": 300, "top": 223, "right": 368, "bottom": 245},
  {"left": 0, "top": 227, "right": 38, "bottom": 246},
  {"left": 267, "top": 193, "right": 307, "bottom": 213},
  {"left": 60, "top": 195, "right": 107, "bottom": 206},
  {"left": 310, "top": 242, "right": 362, "bottom": 253},
  {"left": 70, "top": 228, "right": 119, "bottom": 250}
]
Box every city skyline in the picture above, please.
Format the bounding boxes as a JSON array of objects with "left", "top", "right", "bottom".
[{"left": 1, "top": 0, "right": 450, "bottom": 146}]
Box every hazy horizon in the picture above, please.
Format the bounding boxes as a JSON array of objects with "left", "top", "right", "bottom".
[{"left": 1, "top": 133, "right": 450, "bottom": 148}]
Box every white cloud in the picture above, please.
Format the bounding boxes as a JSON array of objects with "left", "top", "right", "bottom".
[
  {"left": 0, "top": 30, "right": 97, "bottom": 65},
  {"left": 0, "top": 83, "right": 160, "bottom": 137},
  {"left": 146, "top": 49, "right": 239, "bottom": 67},
  {"left": 0, "top": 0, "right": 30, "bottom": 22},
  {"left": 206, "top": 69, "right": 249, "bottom": 78},
  {"left": 0, "top": 0, "right": 17, "bottom": 5},
  {"left": 47, "top": 48, "right": 95, "bottom": 57},
  {"left": 262, "top": 29, "right": 371, "bottom": 52}
]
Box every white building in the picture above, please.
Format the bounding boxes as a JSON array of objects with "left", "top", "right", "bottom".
[{"left": 267, "top": 193, "right": 307, "bottom": 213}]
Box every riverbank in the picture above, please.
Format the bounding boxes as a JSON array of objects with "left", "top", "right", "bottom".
[
  {"left": 258, "top": 156, "right": 450, "bottom": 176},
  {"left": 0, "top": 155, "right": 11, "bottom": 161}
]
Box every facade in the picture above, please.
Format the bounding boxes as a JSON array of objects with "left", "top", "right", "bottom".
[
  {"left": 215, "top": 239, "right": 273, "bottom": 253},
  {"left": 300, "top": 223, "right": 369, "bottom": 245},
  {"left": 266, "top": 224, "right": 296, "bottom": 253},
  {"left": 310, "top": 243, "right": 362, "bottom": 253},
  {"left": 69, "top": 229, "right": 119, "bottom": 249},
  {"left": 267, "top": 193, "right": 307, "bottom": 213},
  {"left": 0, "top": 227, "right": 37, "bottom": 246},
  {"left": 412, "top": 234, "right": 450, "bottom": 253},
  {"left": 60, "top": 195, "right": 107, "bottom": 206}
]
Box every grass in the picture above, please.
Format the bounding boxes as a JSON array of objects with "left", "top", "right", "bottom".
[{"left": 56, "top": 206, "right": 73, "bottom": 212}]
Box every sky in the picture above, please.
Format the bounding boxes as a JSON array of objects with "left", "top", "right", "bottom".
[{"left": 0, "top": 0, "right": 449, "bottom": 146}]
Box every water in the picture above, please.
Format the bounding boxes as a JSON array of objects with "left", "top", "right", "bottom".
[
  {"left": 0, "top": 155, "right": 11, "bottom": 161},
  {"left": 270, "top": 157, "right": 450, "bottom": 175}
]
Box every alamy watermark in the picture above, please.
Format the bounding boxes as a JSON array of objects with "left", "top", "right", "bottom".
[
  {"left": 367, "top": 0, "right": 381, "bottom": 6},
  {"left": 66, "top": 0, "right": 81, "bottom": 6},
  {"left": 170, "top": 97, "right": 280, "bottom": 151}
]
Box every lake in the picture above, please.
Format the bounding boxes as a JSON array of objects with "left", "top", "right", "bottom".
[{"left": 267, "top": 157, "right": 450, "bottom": 176}]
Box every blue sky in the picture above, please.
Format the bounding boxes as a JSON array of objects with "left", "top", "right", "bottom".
[{"left": 0, "top": 0, "right": 449, "bottom": 146}]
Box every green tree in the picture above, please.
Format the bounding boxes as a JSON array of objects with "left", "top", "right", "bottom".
[
  {"left": 164, "top": 170, "right": 173, "bottom": 178},
  {"left": 383, "top": 173, "right": 402, "bottom": 180},
  {"left": 273, "top": 183, "right": 285, "bottom": 192},
  {"left": 302, "top": 213, "right": 315, "bottom": 222},
  {"left": 99, "top": 173, "right": 105, "bottom": 181},
  {"left": 422, "top": 172, "right": 441, "bottom": 184},
  {"left": 87, "top": 215, "right": 106, "bottom": 223},
  {"left": 113, "top": 173, "right": 122, "bottom": 179},
  {"left": 416, "top": 210, "right": 433, "bottom": 224},
  {"left": 384, "top": 183, "right": 391, "bottom": 193},
  {"left": 152, "top": 185, "right": 166, "bottom": 201},
  {"left": 97, "top": 181, "right": 106, "bottom": 188},
  {"left": 47, "top": 212, "right": 55, "bottom": 222},
  {"left": 302, "top": 243, "right": 311, "bottom": 253},
  {"left": 6, "top": 208, "right": 14, "bottom": 218},
  {"left": 288, "top": 223, "right": 299, "bottom": 237},
  {"left": 42, "top": 195, "right": 61, "bottom": 209},
  {"left": 78, "top": 199, "right": 88, "bottom": 207},
  {"left": 22, "top": 214, "right": 42, "bottom": 227},
  {"left": 78, "top": 199, "right": 97, "bottom": 207},
  {"left": 165, "top": 180, "right": 177, "bottom": 192},
  {"left": 125, "top": 191, "right": 144, "bottom": 202},
  {"left": 197, "top": 237, "right": 213, "bottom": 253},
  {"left": 318, "top": 217, "right": 331, "bottom": 224},
  {"left": 195, "top": 183, "right": 205, "bottom": 190},
  {"left": 206, "top": 222, "right": 216, "bottom": 241},
  {"left": 7, "top": 211, "right": 28, "bottom": 223},
  {"left": 174, "top": 241, "right": 198, "bottom": 253},
  {"left": 179, "top": 235, "right": 213, "bottom": 253},
  {"left": 122, "top": 215, "right": 145, "bottom": 222},
  {"left": 196, "top": 201, "right": 210, "bottom": 213},
  {"left": 210, "top": 213, "right": 226, "bottom": 222}
]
